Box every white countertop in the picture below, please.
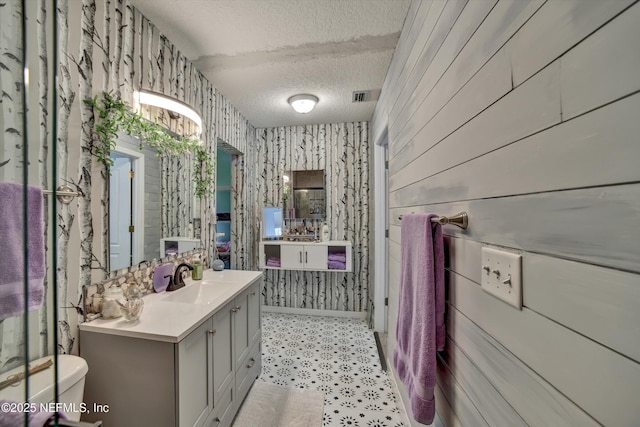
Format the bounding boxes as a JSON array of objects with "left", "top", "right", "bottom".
[{"left": 79, "top": 269, "right": 263, "bottom": 343}]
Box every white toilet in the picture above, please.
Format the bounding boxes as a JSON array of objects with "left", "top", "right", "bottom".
[{"left": 0, "top": 355, "right": 88, "bottom": 421}]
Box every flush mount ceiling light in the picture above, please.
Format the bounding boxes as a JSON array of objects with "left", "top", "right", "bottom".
[
  {"left": 288, "top": 94, "right": 318, "bottom": 114},
  {"left": 135, "top": 90, "right": 203, "bottom": 135}
]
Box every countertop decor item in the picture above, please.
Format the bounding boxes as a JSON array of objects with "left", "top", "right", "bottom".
[
  {"left": 212, "top": 258, "right": 225, "bottom": 271},
  {"left": 118, "top": 285, "right": 144, "bottom": 321},
  {"left": 101, "top": 287, "right": 124, "bottom": 319}
]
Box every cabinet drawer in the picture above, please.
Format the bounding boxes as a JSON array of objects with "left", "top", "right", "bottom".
[
  {"left": 236, "top": 340, "right": 262, "bottom": 406},
  {"left": 206, "top": 383, "right": 234, "bottom": 427}
]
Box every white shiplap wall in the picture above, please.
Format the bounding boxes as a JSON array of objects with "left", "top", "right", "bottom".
[{"left": 373, "top": 1, "right": 640, "bottom": 426}]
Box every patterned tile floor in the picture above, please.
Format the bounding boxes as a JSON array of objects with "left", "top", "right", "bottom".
[{"left": 258, "top": 312, "right": 406, "bottom": 427}]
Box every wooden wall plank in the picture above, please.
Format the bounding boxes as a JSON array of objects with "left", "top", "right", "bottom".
[
  {"left": 525, "top": 253, "right": 640, "bottom": 363},
  {"left": 439, "top": 337, "right": 527, "bottom": 426},
  {"left": 435, "top": 356, "right": 489, "bottom": 427},
  {"left": 447, "top": 307, "right": 600, "bottom": 427},
  {"left": 376, "top": 2, "right": 640, "bottom": 426},
  {"left": 390, "top": 59, "right": 559, "bottom": 190},
  {"left": 560, "top": 1, "right": 640, "bottom": 120},
  {"left": 373, "top": 0, "right": 431, "bottom": 141},
  {"left": 390, "top": 45, "right": 512, "bottom": 179},
  {"left": 433, "top": 383, "right": 463, "bottom": 427},
  {"left": 388, "top": 0, "right": 465, "bottom": 128},
  {"left": 510, "top": 0, "right": 636, "bottom": 86},
  {"left": 392, "top": 184, "right": 640, "bottom": 273},
  {"left": 390, "top": 93, "right": 640, "bottom": 208},
  {"left": 449, "top": 271, "right": 640, "bottom": 426},
  {"left": 385, "top": 0, "right": 441, "bottom": 107},
  {"left": 386, "top": 0, "right": 500, "bottom": 152},
  {"left": 389, "top": 0, "right": 544, "bottom": 158}
]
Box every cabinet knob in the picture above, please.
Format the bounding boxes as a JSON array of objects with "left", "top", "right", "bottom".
[
  {"left": 247, "top": 357, "right": 255, "bottom": 368},
  {"left": 208, "top": 329, "right": 216, "bottom": 335}
]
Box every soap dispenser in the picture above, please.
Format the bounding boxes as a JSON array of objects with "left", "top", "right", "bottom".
[
  {"left": 322, "top": 223, "right": 330, "bottom": 242},
  {"left": 192, "top": 254, "right": 203, "bottom": 280}
]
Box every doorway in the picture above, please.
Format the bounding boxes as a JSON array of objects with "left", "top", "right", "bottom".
[
  {"left": 374, "top": 129, "right": 389, "bottom": 336},
  {"left": 109, "top": 147, "right": 144, "bottom": 271},
  {"left": 216, "top": 149, "right": 232, "bottom": 269}
]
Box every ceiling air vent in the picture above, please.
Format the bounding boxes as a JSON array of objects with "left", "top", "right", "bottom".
[{"left": 352, "top": 89, "right": 381, "bottom": 103}]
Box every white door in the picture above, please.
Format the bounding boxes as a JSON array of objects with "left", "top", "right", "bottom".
[
  {"left": 280, "top": 244, "right": 304, "bottom": 269},
  {"left": 304, "top": 245, "right": 329, "bottom": 270},
  {"left": 110, "top": 154, "right": 133, "bottom": 271}
]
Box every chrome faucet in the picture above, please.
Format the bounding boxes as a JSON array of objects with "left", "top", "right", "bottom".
[{"left": 166, "top": 263, "right": 194, "bottom": 291}]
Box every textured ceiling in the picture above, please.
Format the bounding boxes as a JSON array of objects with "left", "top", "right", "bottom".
[{"left": 130, "top": 0, "right": 411, "bottom": 128}]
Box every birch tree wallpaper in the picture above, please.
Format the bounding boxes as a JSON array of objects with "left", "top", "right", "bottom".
[
  {"left": 249, "top": 124, "right": 372, "bottom": 312},
  {"left": 1, "top": 0, "right": 372, "bottom": 366}
]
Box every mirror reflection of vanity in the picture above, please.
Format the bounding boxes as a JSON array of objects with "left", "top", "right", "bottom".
[
  {"left": 282, "top": 169, "right": 325, "bottom": 239},
  {"left": 283, "top": 170, "right": 325, "bottom": 220}
]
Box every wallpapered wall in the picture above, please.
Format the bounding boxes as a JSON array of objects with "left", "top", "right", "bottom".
[
  {"left": 1, "top": 0, "right": 371, "bottom": 369},
  {"left": 0, "top": 0, "right": 255, "bottom": 360},
  {"left": 248, "top": 124, "right": 372, "bottom": 312}
]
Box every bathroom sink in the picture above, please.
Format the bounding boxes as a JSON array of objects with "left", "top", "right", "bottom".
[{"left": 162, "top": 283, "right": 228, "bottom": 305}]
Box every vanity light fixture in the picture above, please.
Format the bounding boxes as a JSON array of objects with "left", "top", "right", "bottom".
[
  {"left": 288, "top": 94, "right": 318, "bottom": 114},
  {"left": 135, "top": 90, "right": 203, "bottom": 135}
]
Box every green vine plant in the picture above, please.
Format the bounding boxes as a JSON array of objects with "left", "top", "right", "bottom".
[{"left": 85, "top": 91, "right": 213, "bottom": 198}]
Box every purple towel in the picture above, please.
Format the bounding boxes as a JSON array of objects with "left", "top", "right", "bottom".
[
  {"left": 266, "top": 257, "right": 281, "bottom": 267},
  {"left": 327, "top": 260, "right": 346, "bottom": 270},
  {"left": 393, "top": 213, "right": 445, "bottom": 425},
  {"left": 0, "top": 183, "right": 46, "bottom": 320},
  {"left": 0, "top": 400, "right": 65, "bottom": 426},
  {"left": 328, "top": 253, "right": 346, "bottom": 262}
]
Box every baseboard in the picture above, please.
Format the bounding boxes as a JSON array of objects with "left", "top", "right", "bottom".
[
  {"left": 373, "top": 332, "right": 388, "bottom": 371},
  {"left": 261, "top": 305, "right": 367, "bottom": 319}
]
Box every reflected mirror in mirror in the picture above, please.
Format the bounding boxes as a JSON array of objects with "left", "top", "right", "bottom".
[{"left": 283, "top": 170, "right": 325, "bottom": 220}]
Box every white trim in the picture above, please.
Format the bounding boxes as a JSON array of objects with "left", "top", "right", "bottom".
[
  {"left": 373, "top": 137, "right": 388, "bottom": 332},
  {"left": 112, "top": 144, "right": 145, "bottom": 267},
  {"left": 261, "top": 305, "right": 367, "bottom": 320}
]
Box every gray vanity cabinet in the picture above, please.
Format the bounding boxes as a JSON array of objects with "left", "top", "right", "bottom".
[
  {"left": 179, "top": 280, "right": 262, "bottom": 427},
  {"left": 232, "top": 283, "right": 262, "bottom": 413},
  {"left": 177, "top": 300, "right": 234, "bottom": 427},
  {"left": 80, "top": 280, "right": 262, "bottom": 427},
  {"left": 176, "top": 319, "right": 214, "bottom": 427}
]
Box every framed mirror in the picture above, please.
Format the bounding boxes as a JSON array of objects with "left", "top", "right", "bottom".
[
  {"left": 283, "top": 170, "right": 325, "bottom": 220},
  {"left": 108, "top": 132, "right": 200, "bottom": 272}
]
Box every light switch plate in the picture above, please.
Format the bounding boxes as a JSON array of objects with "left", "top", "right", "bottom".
[{"left": 481, "top": 246, "right": 522, "bottom": 309}]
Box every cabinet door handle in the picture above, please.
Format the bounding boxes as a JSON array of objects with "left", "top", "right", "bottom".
[
  {"left": 247, "top": 357, "right": 255, "bottom": 368},
  {"left": 305, "top": 251, "right": 308, "bottom": 263},
  {"left": 299, "top": 251, "right": 302, "bottom": 263},
  {"left": 208, "top": 329, "right": 216, "bottom": 335},
  {"left": 232, "top": 305, "right": 241, "bottom": 313}
]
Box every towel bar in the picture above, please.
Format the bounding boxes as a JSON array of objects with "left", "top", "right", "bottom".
[
  {"left": 42, "top": 185, "right": 80, "bottom": 204},
  {"left": 398, "top": 212, "right": 468, "bottom": 229}
]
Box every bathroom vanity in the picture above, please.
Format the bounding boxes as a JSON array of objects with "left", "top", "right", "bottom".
[{"left": 79, "top": 270, "right": 262, "bottom": 427}]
